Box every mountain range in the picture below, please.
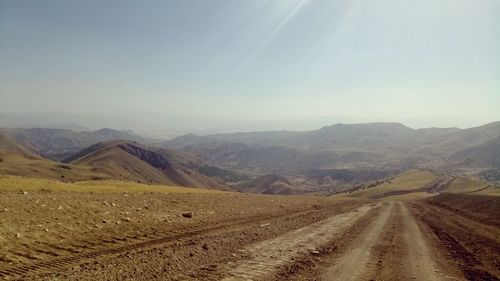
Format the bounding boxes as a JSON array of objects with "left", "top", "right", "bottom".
[
  {"left": 163, "top": 122, "right": 500, "bottom": 177},
  {"left": 1, "top": 121, "right": 500, "bottom": 193}
]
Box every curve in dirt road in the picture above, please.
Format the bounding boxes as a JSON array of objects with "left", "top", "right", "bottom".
[{"left": 221, "top": 204, "right": 379, "bottom": 281}]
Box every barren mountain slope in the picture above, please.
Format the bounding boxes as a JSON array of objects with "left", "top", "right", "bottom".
[{"left": 66, "top": 140, "right": 238, "bottom": 189}]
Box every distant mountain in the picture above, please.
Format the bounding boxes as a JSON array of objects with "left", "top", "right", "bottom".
[
  {"left": 163, "top": 122, "right": 500, "bottom": 176},
  {"left": 0, "top": 133, "right": 112, "bottom": 181},
  {"left": 304, "top": 169, "right": 398, "bottom": 186},
  {"left": 0, "top": 128, "right": 148, "bottom": 161},
  {"left": 65, "top": 140, "right": 243, "bottom": 190},
  {"left": 448, "top": 135, "right": 500, "bottom": 168},
  {"left": 0, "top": 133, "right": 33, "bottom": 156}
]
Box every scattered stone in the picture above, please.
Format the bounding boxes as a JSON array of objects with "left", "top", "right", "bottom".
[
  {"left": 21, "top": 191, "right": 28, "bottom": 195},
  {"left": 201, "top": 264, "right": 217, "bottom": 271},
  {"left": 259, "top": 223, "right": 271, "bottom": 227},
  {"left": 182, "top": 212, "right": 193, "bottom": 218},
  {"left": 123, "top": 217, "right": 131, "bottom": 222},
  {"left": 57, "top": 205, "right": 63, "bottom": 210},
  {"left": 44, "top": 228, "right": 49, "bottom": 232},
  {"left": 15, "top": 233, "right": 21, "bottom": 238},
  {"left": 311, "top": 250, "right": 320, "bottom": 256},
  {"left": 111, "top": 202, "right": 117, "bottom": 207}
]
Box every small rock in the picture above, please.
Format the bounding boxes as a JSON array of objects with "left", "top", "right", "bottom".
[
  {"left": 21, "top": 191, "right": 28, "bottom": 195},
  {"left": 202, "top": 243, "right": 209, "bottom": 250},
  {"left": 44, "top": 228, "right": 49, "bottom": 232},
  {"left": 111, "top": 202, "right": 117, "bottom": 207},
  {"left": 123, "top": 217, "right": 131, "bottom": 222},
  {"left": 311, "top": 250, "right": 320, "bottom": 256},
  {"left": 57, "top": 205, "right": 63, "bottom": 210},
  {"left": 15, "top": 233, "right": 22, "bottom": 238},
  {"left": 182, "top": 212, "right": 193, "bottom": 218},
  {"left": 259, "top": 223, "right": 271, "bottom": 227},
  {"left": 201, "top": 264, "right": 217, "bottom": 271}
]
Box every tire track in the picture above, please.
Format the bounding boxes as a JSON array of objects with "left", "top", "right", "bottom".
[
  {"left": 413, "top": 202, "right": 500, "bottom": 280},
  {"left": 399, "top": 202, "right": 444, "bottom": 281},
  {"left": 323, "top": 202, "right": 393, "bottom": 281},
  {"left": 0, "top": 207, "right": 337, "bottom": 280},
  {"left": 367, "top": 202, "right": 400, "bottom": 281},
  {"left": 221, "top": 204, "right": 379, "bottom": 281}
]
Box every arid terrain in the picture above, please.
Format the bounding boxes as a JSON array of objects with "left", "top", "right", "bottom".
[
  {"left": 0, "top": 170, "right": 498, "bottom": 281},
  {"left": 2, "top": 1, "right": 499, "bottom": 279},
  {"left": 0, "top": 124, "right": 499, "bottom": 280}
]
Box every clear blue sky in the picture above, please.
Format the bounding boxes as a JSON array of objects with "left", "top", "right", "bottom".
[{"left": 1, "top": 0, "right": 499, "bottom": 128}]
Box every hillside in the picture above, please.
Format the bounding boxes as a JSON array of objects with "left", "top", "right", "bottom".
[
  {"left": 0, "top": 128, "right": 147, "bottom": 161},
  {"left": 0, "top": 134, "right": 111, "bottom": 182},
  {"left": 234, "top": 174, "right": 299, "bottom": 195},
  {"left": 65, "top": 140, "right": 241, "bottom": 190},
  {"left": 164, "top": 122, "right": 500, "bottom": 176},
  {"left": 448, "top": 135, "right": 500, "bottom": 168},
  {"left": 0, "top": 133, "right": 33, "bottom": 155},
  {"left": 348, "top": 169, "right": 438, "bottom": 200}
]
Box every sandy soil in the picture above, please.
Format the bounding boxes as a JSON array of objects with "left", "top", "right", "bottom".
[
  {"left": 0, "top": 190, "right": 363, "bottom": 280},
  {"left": 0, "top": 191, "right": 498, "bottom": 281}
]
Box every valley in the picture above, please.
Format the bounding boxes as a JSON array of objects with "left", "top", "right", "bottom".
[
  {"left": 2, "top": 2, "right": 499, "bottom": 280},
  {"left": 0, "top": 123, "right": 499, "bottom": 280}
]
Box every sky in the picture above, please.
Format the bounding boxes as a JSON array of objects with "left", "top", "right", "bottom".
[{"left": 1, "top": 0, "right": 499, "bottom": 131}]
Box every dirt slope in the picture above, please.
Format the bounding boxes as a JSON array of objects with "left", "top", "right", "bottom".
[
  {"left": 0, "top": 134, "right": 112, "bottom": 182},
  {"left": 67, "top": 140, "right": 232, "bottom": 189},
  {"left": 0, "top": 133, "right": 34, "bottom": 155},
  {"left": 235, "top": 174, "right": 299, "bottom": 195}
]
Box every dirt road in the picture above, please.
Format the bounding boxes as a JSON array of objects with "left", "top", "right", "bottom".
[
  {"left": 2, "top": 192, "right": 498, "bottom": 281},
  {"left": 222, "top": 204, "right": 378, "bottom": 281},
  {"left": 276, "top": 198, "right": 498, "bottom": 281}
]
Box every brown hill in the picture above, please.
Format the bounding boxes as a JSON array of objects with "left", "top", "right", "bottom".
[
  {"left": 0, "top": 133, "right": 111, "bottom": 181},
  {"left": 0, "top": 133, "right": 33, "bottom": 155},
  {"left": 65, "top": 141, "right": 240, "bottom": 190},
  {"left": 235, "top": 174, "right": 300, "bottom": 195},
  {"left": 0, "top": 128, "right": 147, "bottom": 161}
]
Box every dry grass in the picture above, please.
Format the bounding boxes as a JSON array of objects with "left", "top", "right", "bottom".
[
  {"left": 379, "top": 192, "right": 436, "bottom": 201},
  {"left": 0, "top": 175, "right": 226, "bottom": 194},
  {"left": 0, "top": 151, "right": 109, "bottom": 182},
  {"left": 350, "top": 169, "right": 436, "bottom": 198},
  {"left": 444, "top": 177, "right": 500, "bottom": 196},
  {"left": 445, "top": 177, "right": 489, "bottom": 193}
]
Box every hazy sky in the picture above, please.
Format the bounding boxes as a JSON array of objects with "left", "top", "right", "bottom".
[{"left": 1, "top": 0, "right": 499, "bottom": 129}]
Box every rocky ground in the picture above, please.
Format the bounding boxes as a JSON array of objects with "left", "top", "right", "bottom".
[{"left": 0, "top": 191, "right": 498, "bottom": 281}]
